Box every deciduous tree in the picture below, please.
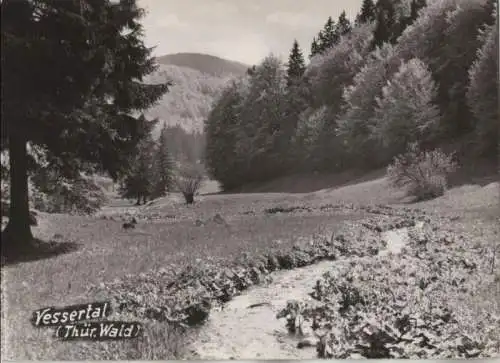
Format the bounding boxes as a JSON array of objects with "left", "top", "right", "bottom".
[{"left": 372, "top": 58, "right": 441, "bottom": 159}]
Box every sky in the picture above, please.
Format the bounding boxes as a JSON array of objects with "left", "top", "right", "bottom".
[{"left": 138, "top": 0, "right": 364, "bottom": 66}]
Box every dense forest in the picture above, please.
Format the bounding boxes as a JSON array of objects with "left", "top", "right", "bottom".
[{"left": 204, "top": 0, "right": 498, "bottom": 191}]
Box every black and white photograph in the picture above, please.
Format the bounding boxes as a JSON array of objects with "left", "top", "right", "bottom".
[{"left": 1, "top": 0, "right": 499, "bottom": 360}]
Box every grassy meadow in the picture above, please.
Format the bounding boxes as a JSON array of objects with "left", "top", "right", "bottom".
[{"left": 1, "top": 172, "right": 499, "bottom": 359}]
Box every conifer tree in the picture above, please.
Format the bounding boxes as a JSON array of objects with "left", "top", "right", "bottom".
[
  {"left": 373, "top": 0, "right": 396, "bottom": 47},
  {"left": 356, "top": 0, "right": 376, "bottom": 24},
  {"left": 318, "top": 17, "right": 339, "bottom": 53},
  {"left": 410, "top": 0, "right": 426, "bottom": 21},
  {"left": 119, "top": 116, "right": 158, "bottom": 205},
  {"left": 1, "top": 0, "right": 169, "bottom": 253},
  {"left": 336, "top": 11, "right": 353, "bottom": 37},
  {"left": 310, "top": 36, "right": 320, "bottom": 58},
  {"left": 152, "top": 123, "right": 175, "bottom": 198},
  {"left": 286, "top": 39, "right": 306, "bottom": 87}
]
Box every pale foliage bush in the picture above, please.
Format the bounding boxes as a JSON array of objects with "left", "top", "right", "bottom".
[{"left": 387, "top": 143, "right": 458, "bottom": 201}]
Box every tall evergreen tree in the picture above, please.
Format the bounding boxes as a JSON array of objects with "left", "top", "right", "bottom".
[
  {"left": 310, "top": 36, "right": 320, "bottom": 58},
  {"left": 336, "top": 10, "right": 353, "bottom": 37},
  {"left": 356, "top": 0, "right": 377, "bottom": 24},
  {"left": 318, "top": 17, "right": 339, "bottom": 53},
  {"left": 1, "top": 0, "right": 169, "bottom": 253},
  {"left": 410, "top": 0, "right": 427, "bottom": 21},
  {"left": 120, "top": 135, "right": 156, "bottom": 205},
  {"left": 246, "top": 65, "right": 257, "bottom": 76},
  {"left": 152, "top": 122, "right": 175, "bottom": 198},
  {"left": 373, "top": 0, "right": 396, "bottom": 47},
  {"left": 394, "top": 0, "right": 427, "bottom": 43},
  {"left": 286, "top": 39, "right": 306, "bottom": 87}
]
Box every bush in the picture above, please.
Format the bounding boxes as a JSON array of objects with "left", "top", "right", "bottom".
[
  {"left": 174, "top": 163, "right": 204, "bottom": 205},
  {"left": 30, "top": 171, "right": 108, "bottom": 215},
  {"left": 387, "top": 143, "right": 458, "bottom": 201}
]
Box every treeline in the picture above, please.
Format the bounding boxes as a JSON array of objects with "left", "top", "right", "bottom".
[{"left": 205, "top": 0, "right": 498, "bottom": 191}]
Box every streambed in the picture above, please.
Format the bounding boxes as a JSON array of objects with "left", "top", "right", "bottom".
[{"left": 189, "top": 223, "right": 422, "bottom": 360}]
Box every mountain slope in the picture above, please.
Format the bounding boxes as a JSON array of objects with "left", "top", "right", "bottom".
[
  {"left": 144, "top": 53, "right": 249, "bottom": 134},
  {"left": 144, "top": 63, "right": 233, "bottom": 134},
  {"left": 156, "top": 52, "right": 249, "bottom": 77}
]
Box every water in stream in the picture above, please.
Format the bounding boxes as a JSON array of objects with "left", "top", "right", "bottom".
[{"left": 190, "top": 225, "right": 419, "bottom": 360}]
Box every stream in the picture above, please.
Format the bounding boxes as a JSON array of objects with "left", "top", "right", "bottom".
[{"left": 190, "top": 224, "right": 421, "bottom": 360}]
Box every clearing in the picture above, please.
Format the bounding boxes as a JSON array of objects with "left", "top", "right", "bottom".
[{"left": 1, "top": 172, "right": 499, "bottom": 360}]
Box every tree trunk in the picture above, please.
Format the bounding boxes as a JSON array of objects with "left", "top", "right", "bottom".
[{"left": 2, "top": 132, "right": 34, "bottom": 254}]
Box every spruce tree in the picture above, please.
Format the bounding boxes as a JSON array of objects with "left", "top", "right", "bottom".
[
  {"left": 286, "top": 39, "right": 306, "bottom": 87},
  {"left": 356, "top": 0, "right": 376, "bottom": 24},
  {"left": 336, "top": 11, "right": 353, "bottom": 37},
  {"left": 373, "top": 0, "right": 396, "bottom": 47},
  {"left": 394, "top": 0, "right": 426, "bottom": 43},
  {"left": 310, "top": 36, "right": 320, "bottom": 58},
  {"left": 119, "top": 115, "right": 158, "bottom": 205},
  {"left": 317, "top": 30, "right": 327, "bottom": 54},
  {"left": 152, "top": 123, "right": 175, "bottom": 198},
  {"left": 120, "top": 137, "right": 156, "bottom": 205},
  {"left": 246, "top": 65, "right": 257, "bottom": 76},
  {"left": 410, "top": 0, "right": 426, "bottom": 21},
  {"left": 318, "top": 17, "right": 339, "bottom": 53},
  {"left": 1, "top": 0, "right": 169, "bottom": 253}
]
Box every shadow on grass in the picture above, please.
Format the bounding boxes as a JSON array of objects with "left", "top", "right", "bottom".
[
  {"left": 448, "top": 160, "right": 499, "bottom": 188},
  {"left": 0, "top": 237, "right": 81, "bottom": 267},
  {"left": 209, "top": 169, "right": 387, "bottom": 195}
]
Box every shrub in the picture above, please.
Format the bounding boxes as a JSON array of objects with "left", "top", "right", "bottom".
[
  {"left": 387, "top": 143, "right": 458, "bottom": 201},
  {"left": 174, "top": 163, "right": 204, "bottom": 205},
  {"left": 30, "top": 170, "right": 108, "bottom": 215}
]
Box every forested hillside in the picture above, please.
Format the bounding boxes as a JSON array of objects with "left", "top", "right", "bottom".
[
  {"left": 205, "top": 0, "right": 498, "bottom": 191},
  {"left": 144, "top": 64, "right": 234, "bottom": 134}
]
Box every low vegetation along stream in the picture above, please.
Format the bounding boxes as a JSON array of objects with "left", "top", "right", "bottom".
[
  {"left": 190, "top": 224, "right": 421, "bottom": 359},
  {"left": 89, "top": 204, "right": 498, "bottom": 360}
]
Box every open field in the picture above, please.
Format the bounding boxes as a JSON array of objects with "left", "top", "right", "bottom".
[{"left": 1, "top": 173, "right": 499, "bottom": 360}]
